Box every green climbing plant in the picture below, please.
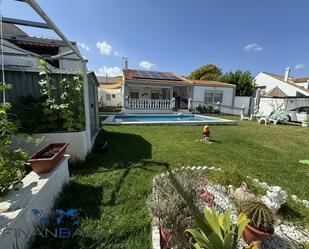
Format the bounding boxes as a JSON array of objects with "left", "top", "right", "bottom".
[
  {"left": 0, "top": 83, "right": 28, "bottom": 197},
  {"left": 34, "top": 59, "right": 85, "bottom": 132}
]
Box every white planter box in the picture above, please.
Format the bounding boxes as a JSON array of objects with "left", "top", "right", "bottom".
[
  {"left": 0, "top": 155, "right": 70, "bottom": 249},
  {"left": 13, "top": 131, "right": 91, "bottom": 160}
]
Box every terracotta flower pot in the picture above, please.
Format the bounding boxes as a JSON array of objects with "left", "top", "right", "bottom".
[
  {"left": 159, "top": 224, "right": 170, "bottom": 248},
  {"left": 28, "top": 143, "right": 69, "bottom": 173},
  {"left": 242, "top": 224, "right": 274, "bottom": 245}
]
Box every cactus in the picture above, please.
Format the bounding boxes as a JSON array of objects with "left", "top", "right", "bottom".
[{"left": 244, "top": 201, "right": 275, "bottom": 232}]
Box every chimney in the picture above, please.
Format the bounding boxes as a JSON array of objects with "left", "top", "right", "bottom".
[
  {"left": 305, "top": 80, "right": 309, "bottom": 89},
  {"left": 122, "top": 57, "right": 128, "bottom": 69},
  {"left": 284, "top": 67, "right": 290, "bottom": 82}
]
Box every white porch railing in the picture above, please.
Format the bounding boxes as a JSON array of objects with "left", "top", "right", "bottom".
[{"left": 127, "top": 98, "right": 172, "bottom": 110}]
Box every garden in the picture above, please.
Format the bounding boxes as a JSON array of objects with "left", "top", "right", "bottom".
[{"left": 26, "top": 118, "right": 309, "bottom": 249}]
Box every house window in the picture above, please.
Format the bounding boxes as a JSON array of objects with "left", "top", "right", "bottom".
[
  {"left": 129, "top": 89, "right": 139, "bottom": 99},
  {"left": 204, "top": 91, "right": 223, "bottom": 104},
  {"left": 204, "top": 91, "right": 213, "bottom": 104},
  {"left": 106, "top": 94, "right": 111, "bottom": 101},
  {"left": 151, "top": 90, "right": 160, "bottom": 99},
  {"left": 214, "top": 92, "right": 223, "bottom": 104},
  {"left": 112, "top": 94, "right": 116, "bottom": 98}
]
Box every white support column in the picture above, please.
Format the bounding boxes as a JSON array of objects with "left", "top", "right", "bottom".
[
  {"left": 82, "top": 62, "right": 91, "bottom": 153},
  {"left": 188, "top": 98, "right": 192, "bottom": 111}
]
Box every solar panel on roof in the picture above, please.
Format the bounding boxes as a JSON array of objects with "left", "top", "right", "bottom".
[
  {"left": 145, "top": 71, "right": 155, "bottom": 78},
  {"left": 132, "top": 70, "right": 181, "bottom": 81},
  {"left": 151, "top": 72, "right": 164, "bottom": 79},
  {"left": 147, "top": 71, "right": 161, "bottom": 79}
]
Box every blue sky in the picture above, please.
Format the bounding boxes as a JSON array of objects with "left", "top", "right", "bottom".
[{"left": 3, "top": 0, "right": 309, "bottom": 77}]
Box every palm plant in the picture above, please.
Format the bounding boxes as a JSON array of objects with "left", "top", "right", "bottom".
[{"left": 186, "top": 208, "right": 249, "bottom": 249}]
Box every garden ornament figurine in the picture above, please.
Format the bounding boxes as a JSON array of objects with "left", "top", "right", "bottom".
[
  {"left": 202, "top": 125, "right": 211, "bottom": 143},
  {"left": 233, "top": 182, "right": 256, "bottom": 202}
]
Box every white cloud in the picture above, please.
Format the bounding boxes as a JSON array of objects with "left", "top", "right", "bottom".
[
  {"left": 77, "top": 42, "right": 90, "bottom": 51},
  {"left": 96, "top": 41, "right": 112, "bottom": 55},
  {"left": 295, "top": 63, "right": 305, "bottom": 70},
  {"left": 244, "top": 43, "right": 263, "bottom": 52},
  {"left": 114, "top": 51, "right": 120, "bottom": 57},
  {"left": 96, "top": 66, "right": 122, "bottom": 77},
  {"left": 139, "top": 60, "right": 155, "bottom": 70}
]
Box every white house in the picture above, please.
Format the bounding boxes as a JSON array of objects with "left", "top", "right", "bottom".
[
  {"left": 255, "top": 68, "right": 309, "bottom": 97},
  {"left": 97, "top": 76, "right": 123, "bottom": 107},
  {"left": 123, "top": 69, "right": 236, "bottom": 112}
]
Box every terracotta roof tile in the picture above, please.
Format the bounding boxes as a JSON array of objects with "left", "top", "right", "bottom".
[
  {"left": 124, "top": 69, "right": 235, "bottom": 88},
  {"left": 266, "top": 86, "right": 287, "bottom": 97},
  {"left": 189, "top": 79, "right": 236, "bottom": 88}
]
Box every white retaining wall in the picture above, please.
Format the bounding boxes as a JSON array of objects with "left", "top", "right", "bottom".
[
  {"left": 13, "top": 131, "right": 90, "bottom": 160},
  {"left": 0, "top": 155, "right": 70, "bottom": 249}
]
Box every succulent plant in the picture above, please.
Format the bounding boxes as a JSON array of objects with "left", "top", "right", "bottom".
[
  {"left": 186, "top": 208, "right": 249, "bottom": 249},
  {"left": 243, "top": 200, "right": 275, "bottom": 232}
]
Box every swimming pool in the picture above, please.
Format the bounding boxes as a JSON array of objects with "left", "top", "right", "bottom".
[{"left": 103, "top": 114, "right": 235, "bottom": 125}]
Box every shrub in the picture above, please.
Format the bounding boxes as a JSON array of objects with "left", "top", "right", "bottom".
[
  {"left": 0, "top": 84, "right": 28, "bottom": 197},
  {"left": 196, "top": 105, "right": 219, "bottom": 114},
  {"left": 148, "top": 170, "right": 206, "bottom": 248}
]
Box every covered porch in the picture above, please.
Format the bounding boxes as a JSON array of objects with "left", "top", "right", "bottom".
[{"left": 124, "top": 83, "right": 192, "bottom": 111}]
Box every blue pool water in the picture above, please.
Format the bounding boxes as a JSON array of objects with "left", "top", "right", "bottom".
[{"left": 112, "top": 114, "right": 218, "bottom": 123}]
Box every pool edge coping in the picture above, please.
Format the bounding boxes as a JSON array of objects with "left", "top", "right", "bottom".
[{"left": 102, "top": 114, "right": 236, "bottom": 126}]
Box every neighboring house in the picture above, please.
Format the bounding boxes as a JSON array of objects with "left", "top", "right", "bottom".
[
  {"left": 123, "top": 69, "right": 236, "bottom": 112},
  {"left": 97, "top": 76, "right": 123, "bottom": 107},
  {"left": 0, "top": 24, "right": 99, "bottom": 159},
  {"left": 255, "top": 68, "right": 309, "bottom": 97}
]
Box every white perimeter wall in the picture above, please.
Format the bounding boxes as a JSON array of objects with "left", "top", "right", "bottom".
[
  {"left": 193, "top": 86, "right": 235, "bottom": 106},
  {"left": 234, "top": 96, "right": 252, "bottom": 110},
  {"left": 258, "top": 97, "right": 309, "bottom": 116}
]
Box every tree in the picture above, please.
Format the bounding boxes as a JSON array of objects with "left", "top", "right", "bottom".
[
  {"left": 219, "top": 70, "right": 255, "bottom": 96},
  {"left": 187, "top": 64, "right": 222, "bottom": 81}
]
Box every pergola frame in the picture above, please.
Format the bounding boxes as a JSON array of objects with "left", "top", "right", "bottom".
[{"left": 1, "top": 0, "right": 92, "bottom": 151}]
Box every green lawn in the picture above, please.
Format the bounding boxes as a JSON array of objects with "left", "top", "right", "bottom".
[{"left": 31, "top": 117, "right": 309, "bottom": 249}]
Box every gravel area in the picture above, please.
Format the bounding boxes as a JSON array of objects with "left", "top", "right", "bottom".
[{"left": 206, "top": 184, "right": 309, "bottom": 249}]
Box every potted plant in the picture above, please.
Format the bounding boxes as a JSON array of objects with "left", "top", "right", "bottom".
[
  {"left": 28, "top": 143, "right": 69, "bottom": 173},
  {"left": 240, "top": 200, "right": 275, "bottom": 245},
  {"left": 147, "top": 170, "right": 205, "bottom": 249},
  {"left": 302, "top": 120, "right": 309, "bottom": 127}
]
